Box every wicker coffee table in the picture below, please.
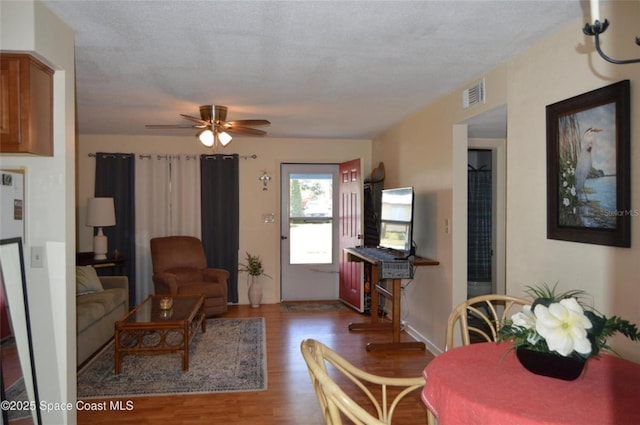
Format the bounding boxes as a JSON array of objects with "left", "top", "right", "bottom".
[{"left": 114, "top": 294, "right": 206, "bottom": 374}]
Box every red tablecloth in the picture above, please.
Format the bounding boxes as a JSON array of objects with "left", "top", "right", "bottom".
[{"left": 422, "top": 342, "right": 640, "bottom": 425}]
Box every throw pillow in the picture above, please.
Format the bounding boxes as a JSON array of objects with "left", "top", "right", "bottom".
[{"left": 76, "top": 266, "right": 103, "bottom": 295}]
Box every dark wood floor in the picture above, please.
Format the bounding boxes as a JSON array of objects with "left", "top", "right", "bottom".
[{"left": 77, "top": 303, "right": 435, "bottom": 425}]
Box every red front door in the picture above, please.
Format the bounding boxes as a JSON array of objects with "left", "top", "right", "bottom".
[{"left": 338, "top": 158, "right": 363, "bottom": 311}]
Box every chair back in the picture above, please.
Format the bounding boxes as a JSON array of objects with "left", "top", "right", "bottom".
[
  {"left": 445, "top": 294, "right": 530, "bottom": 351},
  {"left": 150, "top": 236, "right": 207, "bottom": 273},
  {"left": 300, "top": 339, "right": 424, "bottom": 425}
]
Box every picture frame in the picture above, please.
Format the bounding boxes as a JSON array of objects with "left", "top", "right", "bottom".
[{"left": 546, "top": 80, "right": 630, "bottom": 247}]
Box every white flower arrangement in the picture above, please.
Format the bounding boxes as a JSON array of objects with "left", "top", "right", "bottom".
[{"left": 499, "top": 284, "right": 640, "bottom": 359}]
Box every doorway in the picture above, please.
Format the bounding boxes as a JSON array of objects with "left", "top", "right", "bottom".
[
  {"left": 466, "top": 139, "right": 506, "bottom": 297},
  {"left": 452, "top": 108, "right": 507, "bottom": 315},
  {"left": 280, "top": 163, "right": 339, "bottom": 300},
  {"left": 468, "top": 149, "right": 494, "bottom": 298}
]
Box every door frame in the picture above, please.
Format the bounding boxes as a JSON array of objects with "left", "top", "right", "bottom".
[{"left": 279, "top": 163, "right": 340, "bottom": 301}]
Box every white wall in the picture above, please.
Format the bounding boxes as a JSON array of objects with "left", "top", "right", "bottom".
[
  {"left": 76, "top": 134, "right": 371, "bottom": 305},
  {"left": 373, "top": 0, "right": 640, "bottom": 362},
  {"left": 506, "top": 1, "right": 640, "bottom": 361},
  {"left": 371, "top": 63, "right": 509, "bottom": 352},
  {"left": 0, "top": 0, "right": 77, "bottom": 423}
]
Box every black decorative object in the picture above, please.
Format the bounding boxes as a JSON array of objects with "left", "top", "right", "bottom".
[
  {"left": 516, "top": 348, "right": 586, "bottom": 381},
  {"left": 583, "top": 19, "right": 640, "bottom": 65}
]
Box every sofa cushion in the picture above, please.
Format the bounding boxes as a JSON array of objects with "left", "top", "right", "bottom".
[
  {"left": 76, "top": 288, "right": 127, "bottom": 333},
  {"left": 77, "top": 302, "right": 106, "bottom": 334},
  {"left": 76, "top": 266, "right": 103, "bottom": 295}
]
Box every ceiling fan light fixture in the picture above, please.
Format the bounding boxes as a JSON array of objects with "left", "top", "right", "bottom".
[
  {"left": 147, "top": 104, "right": 269, "bottom": 149},
  {"left": 197, "top": 129, "right": 214, "bottom": 147},
  {"left": 218, "top": 131, "right": 232, "bottom": 146}
]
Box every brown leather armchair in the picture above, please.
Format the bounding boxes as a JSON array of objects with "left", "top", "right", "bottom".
[{"left": 150, "top": 236, "right": 229, "bottom": 316}]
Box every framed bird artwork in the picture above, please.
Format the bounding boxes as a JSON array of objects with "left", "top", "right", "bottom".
[{"left": 546, "top": 80, "right": 630, "bottom": 247}]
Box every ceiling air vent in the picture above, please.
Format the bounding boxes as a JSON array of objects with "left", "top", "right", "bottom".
[{"left": 462, "top": 79, "right": 485, "bottom": 109}]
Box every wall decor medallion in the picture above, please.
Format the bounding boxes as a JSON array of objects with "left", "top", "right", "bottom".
[{"left": 546, "top": 80, "right": 630, "bottom": 247}]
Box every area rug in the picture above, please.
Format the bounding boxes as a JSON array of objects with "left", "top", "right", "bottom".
[
  {"left": 77, "top": 317, "right": 266, "bottom": 399},
  {"left": 5, "top": 378, "right": 30, "bottom": 421},
  {"left": 280, "top": 300, "right": 349, "bottom": 312}
]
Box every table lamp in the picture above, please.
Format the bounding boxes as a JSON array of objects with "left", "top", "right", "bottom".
[{"left": 86, "top": 197, "right": 116, "bottom": 260}]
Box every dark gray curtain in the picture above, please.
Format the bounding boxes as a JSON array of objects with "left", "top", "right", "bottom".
[
  {"left": 94, "top": 152, "right": 136, "bottom": 307},
  {"left": 468, "top": 165, "right": 492, "bottom": 282},
  {"left": 200, "top": 154, "right": 240, "bottom": 303}
]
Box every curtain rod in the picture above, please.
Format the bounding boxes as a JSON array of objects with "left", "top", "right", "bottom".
[{"left": 88, "top": 153, "right": 258, "bottom": 160}]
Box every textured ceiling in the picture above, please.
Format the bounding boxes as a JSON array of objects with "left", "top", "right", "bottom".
[{"left": 42, "top": 0, "right": 587, "bottom": 140}]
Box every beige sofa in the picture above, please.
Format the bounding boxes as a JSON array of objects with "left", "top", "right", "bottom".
[{"left": 76, "top": 275, "right": 129, "bottom": 366}]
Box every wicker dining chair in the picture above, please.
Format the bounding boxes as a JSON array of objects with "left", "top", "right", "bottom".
[
  {"left": 445, "top": 294, "right": 530, "bottom": 351},
  {"left": 300, "top": 338, "right": 425, "bottom": 425}
]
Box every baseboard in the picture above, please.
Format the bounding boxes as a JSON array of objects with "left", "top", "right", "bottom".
[{"left": 404, "top": 323, "right": 443, "bottom": 356}]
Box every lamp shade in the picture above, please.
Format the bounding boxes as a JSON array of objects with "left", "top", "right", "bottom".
[
  {"left": 197, "top": 129, "right": 215, "bottom": 147},
  {"left": 218, "top": 131, "right": 232, "bottom": 146},
  {"left": 86, "top": 197, "right": 116, "bottom": 227}
]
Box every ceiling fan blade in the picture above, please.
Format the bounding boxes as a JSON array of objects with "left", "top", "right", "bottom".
[
  {"left": 145, "top": 124, "right": 198, "bottom": 129},
  {"left": 180, "top": 114, "right": 209, "bottom": 126},
  {"left": 224, "top": 126, "right": 267, "bottom": 136},
  {"left": 226, "top": 119, "right": 271, "bottom": 127}
]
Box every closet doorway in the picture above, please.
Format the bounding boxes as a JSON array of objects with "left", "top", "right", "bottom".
[
  {"left": 466, "top": 139, "right": 506, "bottom": 298},
  {"left": 455, "top": 107, "right": 507, "bottom": 308},
  {"left": 467, "top": 149, "right": 494, "bottom": 298}
]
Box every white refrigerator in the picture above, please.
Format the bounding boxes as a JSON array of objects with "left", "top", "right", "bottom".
[{"left": 0, "top": 170, "right": 25, "bottom": 241}]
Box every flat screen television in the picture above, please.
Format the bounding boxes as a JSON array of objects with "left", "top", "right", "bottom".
[{"left": 378, "top": 186, "right": 415, "bottom": 257}]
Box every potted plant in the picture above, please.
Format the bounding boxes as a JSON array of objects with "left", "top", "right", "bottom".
[
  {"left": 499, "top": 283, "right": 640, "bottom": 380},
  {"left": 239, "top": 252, "right": 271, "bottom": 307}
]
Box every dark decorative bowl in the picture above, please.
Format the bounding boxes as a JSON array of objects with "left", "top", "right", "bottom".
[{"left": 516, "top": 348, "right": 586, "bottom": 381}]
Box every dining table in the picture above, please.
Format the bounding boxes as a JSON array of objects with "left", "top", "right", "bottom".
[{"left": 421, "top": 342, "right": 640, "bottom": 425}]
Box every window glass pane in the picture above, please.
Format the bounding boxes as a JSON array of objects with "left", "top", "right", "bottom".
[
  {"left": 289, "top": 220, "right": 332, "bottom": 264},
  {"left": 289, "top": 173, "right": 333, "bottom": 218},
  {"left": 289, "top": 173, "right": 333, "bottom": 264}
]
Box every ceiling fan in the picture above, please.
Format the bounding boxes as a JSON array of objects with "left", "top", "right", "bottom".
[{"left": 146, "top": 105, "right": 270, "bottom": 148}]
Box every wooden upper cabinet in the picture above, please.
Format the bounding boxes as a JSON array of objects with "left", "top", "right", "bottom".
[{"left": 1, "top": 53, "right": 54, "bottom": 156}]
